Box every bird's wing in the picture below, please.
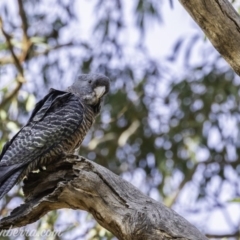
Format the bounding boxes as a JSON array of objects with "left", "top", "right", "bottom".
[
  {"left": 0, "top": 89, "right": 85, "bottom": 199},
  {"left": 27, "top": 88, "right": 70, "bottom": 122},
  {"left": 0, "top": 88, "right": 84, "bottom": 171},
  {"left": 0, "top": 89, "right": 72, "bottom": 162}
]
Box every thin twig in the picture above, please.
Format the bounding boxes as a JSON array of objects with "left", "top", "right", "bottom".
[
  {"left": 0, "top": 17, "right": 25, "bottom": 109},
  {"left": 0, "top": 17, "right": 24, "bottom": 76},
  {"left": 17, "top": 0, "right": 32, "bottom": 61},
  {"left": 33, "top": 42, "right": 74, "bottom": 57},
  {"left": 0, "top": 56, "right": 15, "bottom": 65},
  {"left": 0, "top": 76, "right": 24, "bottom": 109},
  {"left": 0, "top": 42, "right": 75, "bottom": 65},
  {"left": 17, "top": 0, "right": 28, "bottom": 41}
]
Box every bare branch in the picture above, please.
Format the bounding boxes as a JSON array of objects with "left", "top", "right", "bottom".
[
  {"left": 0, "top": 42, "right": 75, "bottom": 65},
  {"left": 16, "top": 0, "right": 32, "bottom": 62},
  {"left": 0, "top": 56, "right": 16, "bottom": 65},
  {"left": 206, "top": 231, "right": 240, "bottom": 239},
  {"left": 32, "top": 42, "right": 75, "bottom": 57},
  {"left": 0, "top": 18, "right": 26, "bottom": 108},
  {"left": 0, "top": 75, "right": 25, "bottom": 109},
  {"left": 0, "top": 157, "right": 208, "bottom": 240},
  {"left": 17, "top": 0, "right": 28, "bottom": 42},
  {"left": 0, "top": 17, "right": 24, "bottom": 76},
  {"left": 179, "top": 0, "right": 240, "bottom": 76}
]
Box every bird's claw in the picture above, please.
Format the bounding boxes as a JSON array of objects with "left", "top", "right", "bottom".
[{"left": 63, "top": 154, "right": 81, "bottom": 163}]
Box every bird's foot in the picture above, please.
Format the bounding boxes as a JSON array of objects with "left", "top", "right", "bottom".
[
  {"left": 63, "top": 154, "right": 82, "bottom": 163},
  {"left": 39, "top": 166, "right": 47, "bottom": 171}
]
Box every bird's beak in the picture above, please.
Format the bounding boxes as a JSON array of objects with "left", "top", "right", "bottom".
[{"left": 94, "top": 86, "right": 106, "bottom": 98}]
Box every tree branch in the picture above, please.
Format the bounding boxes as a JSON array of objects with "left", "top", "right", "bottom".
[
  {"left": 206, "top": 231, "right": 240, "bottom": 239},
  {"left": 0, "top": 17, "right": 24, "bottom": 76},
  {"left": 17, "top": 0, "right": 32, "bottom": 62},
  {"left": 0, "top": 19, "right": 73, "bottom": 108},
  {"left": 179, "top": 0, "right": 240, "bottom": 76},
  {"left": 0, "top": 42, "right": 76, "bottom": 65},
  {"left": 0, "top": 156, "right": 207, "bottom": 240},
  {"left": 0, "top": 17, "right": 26, "bottom": 108},
  {"left": 17, "top": 0, "right": 28, "bottom": 42},
  {"left": 0, "top": 76, "right": 25, "bottom": 109}
]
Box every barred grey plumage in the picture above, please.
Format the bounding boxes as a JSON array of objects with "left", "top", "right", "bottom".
[{"left": 0, "top": 73, "right": 110, "bottom": 200}]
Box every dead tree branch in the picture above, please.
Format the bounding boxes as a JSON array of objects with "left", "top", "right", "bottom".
[
  {"left": 206, "top": 231, "right": 240, "bottom": 239},
  {"left": 0, "top": 42, "right": 76, "bottom": 66},
  {"left": 17, "top": 0, "right": 33, "bottom": 62},
  {"left": 0, "top": 17, "right": 26, "bottom": 109},
  {"left": 0, "top": 1, "right": 30, "bottom": 108},
  {"left": 17, "top": 0, "right": 28, "bottom": 43},
  {"left": 0, "top": 157, "right": 207, "bottom": 240},
  {"left": 0, "top": 18, "right": 24, "bottom": 76},
  {"left": 179, "top": 0, "right": 240, "bottom": 76}
]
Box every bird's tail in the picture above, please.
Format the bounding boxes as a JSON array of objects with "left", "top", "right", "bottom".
[{"left": 0, "top": 165, "right": 23, "bottom": 200}]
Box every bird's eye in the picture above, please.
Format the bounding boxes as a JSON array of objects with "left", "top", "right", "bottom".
[{"left": 88, "top": 80, "right": 92, "bottom": 84}]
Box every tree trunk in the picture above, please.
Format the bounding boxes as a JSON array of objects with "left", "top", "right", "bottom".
[
  {"left": 179, "top": 0, "right": 240, "bottom": 76},
  {"left": 0, "top": 156, "right": 207, "bottom": 240}
]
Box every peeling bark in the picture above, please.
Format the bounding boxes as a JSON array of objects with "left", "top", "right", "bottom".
[
  {"left": 0, "top": 157, "right": 207, "bottom": 240},
  {"left": 179, "top": 0, "right": 240, "bottom": 76}
]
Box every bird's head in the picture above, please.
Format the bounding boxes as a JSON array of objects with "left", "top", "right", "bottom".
[{"left": 68, "top": 73, "right": 110, "bottom": 112}]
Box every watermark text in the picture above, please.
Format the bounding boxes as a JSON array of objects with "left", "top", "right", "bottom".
[{"left": 0, "top": 226, "right": 62, "bottom": 237}]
